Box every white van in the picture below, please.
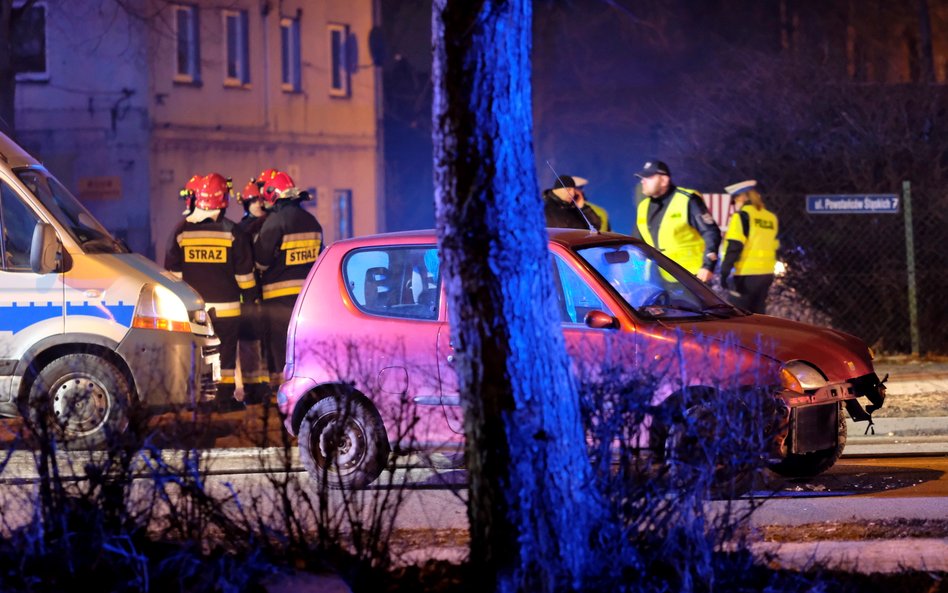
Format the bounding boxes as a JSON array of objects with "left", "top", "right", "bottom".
[{"left": 0, "top": 131, "right": 220, "bottom": 448}]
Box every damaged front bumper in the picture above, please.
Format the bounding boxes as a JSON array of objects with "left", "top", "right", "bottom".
[{"left": 768, "top": 372, "right": 887, "bottom": 459}]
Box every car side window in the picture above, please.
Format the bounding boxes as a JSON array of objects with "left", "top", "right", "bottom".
[
  {"left": 1, "top": 181, "right": 41, "bottom": 271},
  {"left": 343, "top": 246, "right": 441, "bottom": 320},
  {"left": 553, "top": 254, "right": 610, "bottom": 324}
]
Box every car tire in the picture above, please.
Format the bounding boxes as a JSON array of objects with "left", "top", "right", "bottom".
[
  {"left": 26, "top": 353, "right": 131, "bottom": 450},
  {"left": 769, "top": 403, "right": 847, "bottom": 478},
  {"left": 298, "top": 391, "right": 390, "bottom": 489},
  {"left": 653, "top": 401, "right": 757, "bottom": 498}
]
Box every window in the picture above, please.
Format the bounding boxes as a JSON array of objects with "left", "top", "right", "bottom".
[
  {"left": 12, "top": 2, "right": 47, "bottom": 80},
  {"left": 173, "top": 4, "right": 200, "bottom": 83},
  {"left": 553, "top": 255, "right": 610, "bottom": 324},
  {"left": 223, "top": 9, "right": 249, "bottom": 86},
  {"left": 280, "top": 16, "right": 301, "bottom": 91},
  {"left": 343, "top": 246, "right": 441, "bottom": 320},
  {"left": 0, "top": 181, "right": 42, "bottom": 271},
  {"left": 333, "top": 189, "right": 353, "bottom": 240},
  {"left": 328, "top": 23, "right": 351, "bottom": 97}
]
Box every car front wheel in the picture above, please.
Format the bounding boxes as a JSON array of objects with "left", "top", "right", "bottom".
[
  {"left": 769, "top": 403, "right": 847, "bottom": 477},
  {"left": 298, "top": 391, "right": 390, "bottom": 489}
]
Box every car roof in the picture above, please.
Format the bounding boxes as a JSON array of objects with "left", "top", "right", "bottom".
[{"left": 330, "top": 228, "right": 642, "bottom": 249}]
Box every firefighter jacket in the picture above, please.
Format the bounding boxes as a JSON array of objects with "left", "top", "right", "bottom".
[
  {"left": 164, "top": 216, "right": 256, "bottom": 318},
  {"left": 720, "top": 204, "right": 779, "bottom": 281},
  {"left": 254, "top": 199, "right": 323, "bottom": 300},
  {"left": 636, "top": 185, "right": 721, "bottom": 274}
]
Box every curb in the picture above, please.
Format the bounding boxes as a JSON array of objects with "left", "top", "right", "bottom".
[{"left": 751, "top": 538, "right": 948, "bottom": 574}]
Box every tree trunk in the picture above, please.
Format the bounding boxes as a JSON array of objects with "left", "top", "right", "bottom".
[
  {"left": 0, "top": 0, "right": 16, "bottom": 136},
  {"left": 431, "top": 1, "right": 599, "bottom": 591}
]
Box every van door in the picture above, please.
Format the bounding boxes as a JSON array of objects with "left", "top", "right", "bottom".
[{"left": 0, "top": 179, "right": 64, "bottom": 401}]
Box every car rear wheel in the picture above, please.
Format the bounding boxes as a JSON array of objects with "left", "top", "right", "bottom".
[
  {"left": 769, "top": 403, "right": 847, "bottom": 478},
  {"left": 26, "top": 353, "right": 131, "bottom": 450},
  {"left": 298, "top": 391, "right": 390, "bottom": 489}
]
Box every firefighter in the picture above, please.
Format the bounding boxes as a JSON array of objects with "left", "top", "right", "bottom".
[
  {"left": 254, "top": 170, "right": 323, "bottom": 385},
  {"left": 633, "top": 159, "right": 721, "bottom": 282},
  {"left": 719, "top": 179, "right": 780, "bottom": 314},
  {"left": 234, "top": 177, "right": 270, "bottom": 404},
  {"left": 165, "top": 173, "right": 256, "bottom": 413}
]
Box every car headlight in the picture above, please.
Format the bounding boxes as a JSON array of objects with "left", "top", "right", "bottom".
[
  {"left": 779, "top": 361, "right": 827, "bottom": 393},
  {"left": 132, "top": 283, "right": 192, "bottom": 333}
]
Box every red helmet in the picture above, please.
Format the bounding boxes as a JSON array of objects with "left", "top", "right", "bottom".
[
  {"left": 238, "top": 177, "right": 261, "bottom": 204},
  {"left": 257, "top": 168, "right": 279, "bottom": 184},
  {"left": 193, "top": 173, "right": 231, "bottom": 210},
  {"left": 261, "top": 170, "right": 297, "bottom": 207}
]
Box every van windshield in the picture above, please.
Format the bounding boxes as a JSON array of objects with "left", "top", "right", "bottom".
[{"left": 15, "top": 167, "right": 128, "bottom": 254}]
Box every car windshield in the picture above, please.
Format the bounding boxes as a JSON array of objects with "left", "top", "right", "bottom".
[
  {"left": 575, "top": 242, "right": 743, "bottom": 319},
  {"left": 15, "top": 167, "right": 127, "bottom": 254}
]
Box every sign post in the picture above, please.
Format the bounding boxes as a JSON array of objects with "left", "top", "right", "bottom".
[{"left": 902, "top": 181, "right": 920, "bottom": 356}]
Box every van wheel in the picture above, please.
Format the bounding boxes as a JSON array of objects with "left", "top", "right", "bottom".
[
  {"left": 770, "top": 404, "right": 847, "bottom": 477},
  {"left": 27, "top": 353, "right": 131, "bottom": 450},
  {"left": 298, "top": 391, "right": 390, "bottom": 489}
]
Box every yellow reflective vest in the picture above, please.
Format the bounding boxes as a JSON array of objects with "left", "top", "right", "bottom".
[
  {"left": 723, "top": 204, "right": 779, "bottom": 275},
  {"left": 636, "top": 187, "right": 705, "bottom": 274}
]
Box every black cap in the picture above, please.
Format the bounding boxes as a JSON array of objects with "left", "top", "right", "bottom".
[
  {"left": 634, "top": 159, "right": 670, "bottom": 178},
  {"left": 552, "top": 174, "right": 578, "bottom": 189}
]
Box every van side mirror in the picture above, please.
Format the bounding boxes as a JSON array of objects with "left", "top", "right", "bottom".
[{"left": 30, "top": 222, "right": 61, "bottom": 274}]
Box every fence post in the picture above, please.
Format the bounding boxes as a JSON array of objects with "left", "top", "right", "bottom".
[{"left": 902, "top": 180, "right": 920, "bottom": 356}]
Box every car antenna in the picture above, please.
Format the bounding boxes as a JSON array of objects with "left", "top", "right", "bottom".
[{"left": 545, "top": 160, "right": 599, "bottom": 234}]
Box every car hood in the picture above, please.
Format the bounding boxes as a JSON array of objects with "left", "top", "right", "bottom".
[{"left": 669, "top": 313, "right": 875, "bottom": 381}]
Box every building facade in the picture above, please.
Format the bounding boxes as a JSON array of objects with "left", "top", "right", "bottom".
[{"left": 13, "top": 0, "right": 383, "bottom": 259}]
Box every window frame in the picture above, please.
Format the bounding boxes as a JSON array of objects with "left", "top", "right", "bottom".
[
  {"left": 327, "top": 23, "right": 351, "bottom": 97},
  {"left": 173, "top": 3, "right": 201, "bottom": 84},
  {"left": 280, "top": 16, "right": 301, "bottom": 92},
  {"left": 13, "top": 0, "right": 48, "bottom": 82},
  {"left": 222, "top": 8, "right": 250, "bottom": 87},
  {"left": 342, "top": 245, "right": 442, "bottom": 321},
  {"left": 333, "top": 189, "right": 353, "bottom": 241}
]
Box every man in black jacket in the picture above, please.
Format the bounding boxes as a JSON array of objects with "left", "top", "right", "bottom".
[{"left": 543, "top": 174, "right": 602, "bottom": 231}]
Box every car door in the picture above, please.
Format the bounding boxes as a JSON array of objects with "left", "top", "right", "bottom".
[
  {"left": 435, "top": 246, "right": 629, "bottom": 436},
  {"left": 0, "top": 178, "right": 64, "bottom": 400}
]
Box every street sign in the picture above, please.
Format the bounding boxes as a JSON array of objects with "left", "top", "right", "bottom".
[{"left": 806, "top": 194, "right": 899, "bottom": 214}]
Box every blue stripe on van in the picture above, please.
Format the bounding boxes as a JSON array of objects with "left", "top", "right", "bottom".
[
  {"left": 0, "top": 302, "right": 62, "bottom": 333},
  {"left": 0, "top": 301, "right": 135, "bottom": 333},
  {"left": 67, "top": 301, "right": 135, "bottom": 327}
]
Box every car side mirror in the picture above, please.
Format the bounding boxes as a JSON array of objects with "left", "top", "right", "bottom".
[
  {"left": 584, "top": 309, "right": 618, "bottom": 330},
  {"left": 30, "top": 221, "right": 61, "bottom": 274}
]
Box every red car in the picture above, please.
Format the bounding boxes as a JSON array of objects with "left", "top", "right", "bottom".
[{"left": 278, "top": 229, "right": 886, "bottom": 488}]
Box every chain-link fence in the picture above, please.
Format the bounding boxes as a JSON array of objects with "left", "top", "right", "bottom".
[{"left": 762, "top": 187, "right": 947, "bottom": 356}]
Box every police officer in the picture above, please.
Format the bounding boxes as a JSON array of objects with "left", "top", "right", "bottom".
[
  {"left": 719, "top": 180, "right": 780, "bottom": 314},
  {"left": 165, "top": 173, "right": 256, "bottom": 412},
  {"left": 254, "top": 170, "right": 323, "bottom": 385},
  {"left": 234, "top": 176, "right": 270, "bottom": 404},
  {"left": 633, "top": 159, "right": 721, "bottom": 282}
]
